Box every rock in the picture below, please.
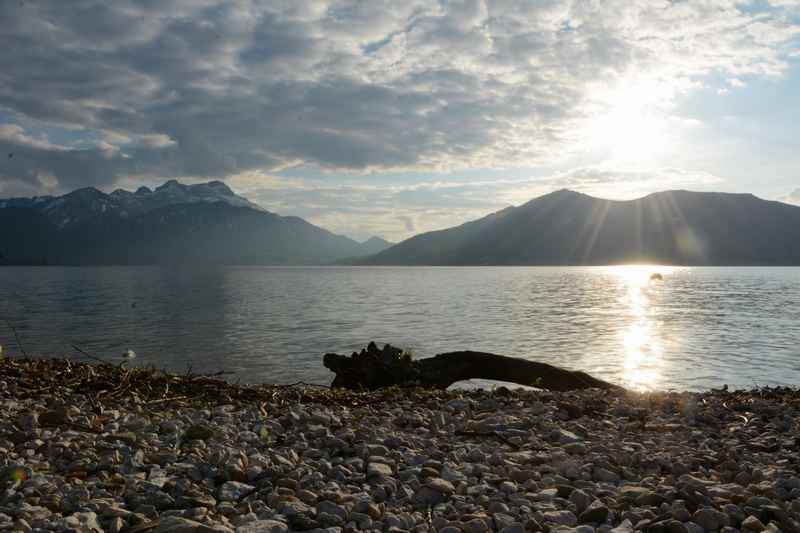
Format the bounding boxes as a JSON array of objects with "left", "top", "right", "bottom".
[
  {"left": 741, "top": 515, "right": 766, "bottom": 532},
  {"left": 611, "top": 519, "right": 634, "bottom": 533},
  {"left": 553, "top": 429, "right": 582, "bottom": 444},
  {"left": 489, "top": 502, "right": 511, "bottom": 514},
  {"left": 414, "top": 487, "right": 447, "bottom": 506},
  {"left": 463, "top": 518, "right": 490, "bottom": 533},
  {"left": 684, "top": 522, "right": 704, "bottom": 533},
  {"left": 693, "top": 508, "right": 726, "bottom": 532},
  {"left": 499, "top": 481, "right": 517, "bottom": 494},
  {"left": 544, "top": 510, "right": 578, "bottom": 527},
  {"left": 618, "top": 486, "right": 652, "bottom": 502},
  {"left": 564, "top": 442, "right": 588, "bottom": 455},
  {"left": 594, "top": 468, "right": 620, "bottom": 483},
  {"left": 317, "top": 512, "right": 345, "bottom": 527},
  {"left": 414, "top": 477, "right": 455, "bottom": 506},
  {"left": 367, "top": 463, "right": 393, "bottom": 478},
  {"left": 318, "top": 501, "right": 348, "bottom": 522},
  {"left": 493, "top": 513, "right": 517, "bottom": 530},
  {"left": 637, "top": 491, "right": 668, "bottom": 507},
  {"left": 579, "top": 501, "right": 610, "bottom": 524},
  {"left": 3, "top": 360, "right": 800, "bottom": 533},
  {"left": 721, "top": 504, "right": 744, "bottom": 526},
  {"left": 218, "top": 481, "right": 255, "bottom": 502},
  {"left": 665, "top": 520, "right": 689, "bottom": 533},
  {"left": 108, "top": 517, "right": 126, "bottom": 533},
  {"left": 154, "top": 516, "right": 233, "bottom": 532},
  {"left": 427, "top": 477, "right": 455, "bottom": 493},
  {"left": 570, "top": 490, "right": 593, "bottom": 514},
  {"left": 536, "top": 488, "right": 559, "bottom": 501},
  {"left": 672, "top": 508, "right": 692, "bottom": 522},
  {"left": 183, "top": 424, "right": 216, "bottom": 440}
]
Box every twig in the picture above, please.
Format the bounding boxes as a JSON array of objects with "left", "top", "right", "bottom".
[
  {"left": 146, "top": 395, "right": 189, "bottom": 405},
  {"left": 284, "top": 381, "right": 332, "bottom": 389},
  {"left": 5, "top": 320, "right": 29, "bottom": 358},
  {"left": 71, "top": 344, "right": 113, "bottom": 365},
  {"left": 205, "top": 370, "right": 234, "bottom": 377}
]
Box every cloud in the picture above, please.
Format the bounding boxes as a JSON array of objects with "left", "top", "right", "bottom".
[
  {"left": 224, "top": 166, "right": 726, "bottom": 241},
  {"left": 0, "top": 0, "right": 798, "bottom": 195},
  {"left": 779, "top": 188, "right": 800, "bottom": 205},
  {"left": 0, "top": 124, "right": 64, "bottom": 151}
]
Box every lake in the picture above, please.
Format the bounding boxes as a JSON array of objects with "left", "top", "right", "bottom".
[{"left": 1, "top": 266, "right": 798, "bottom": 391}]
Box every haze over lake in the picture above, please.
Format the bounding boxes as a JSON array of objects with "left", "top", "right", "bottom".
[{"left": 1, "top": 266, "right": 798, "bottom": 391}]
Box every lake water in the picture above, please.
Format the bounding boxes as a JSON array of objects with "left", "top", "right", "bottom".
[{"left": 1, "top": 266, "right": 799, "bottom": 391}]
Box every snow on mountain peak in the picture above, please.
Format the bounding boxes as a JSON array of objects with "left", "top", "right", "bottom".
[{"left": 0, "top": 180, "right": 264, "bottom": 230}]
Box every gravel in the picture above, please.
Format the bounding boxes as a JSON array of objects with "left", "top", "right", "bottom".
[{"left": 2, "top": 359, "right": 800, "bottom": 532}]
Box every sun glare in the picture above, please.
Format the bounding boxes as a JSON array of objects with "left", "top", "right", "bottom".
[
  {"left": 587, "top": 81, "right": 674, "bottom": 164},
  {"left": 606, "top": 265, "right": 677, "bottom": 391}
]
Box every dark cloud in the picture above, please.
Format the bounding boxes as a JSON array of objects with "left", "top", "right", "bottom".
[{"left": 0, "top": 0, "right": 798, "bottom": 195}]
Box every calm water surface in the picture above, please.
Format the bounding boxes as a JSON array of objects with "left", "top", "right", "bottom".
[{"left": 1, "top": 266, "right": 798, "bottom": 391}]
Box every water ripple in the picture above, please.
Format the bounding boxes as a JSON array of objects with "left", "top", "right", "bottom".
[{"left": 1, "top": 265, "right": 799, "bottom": 390}]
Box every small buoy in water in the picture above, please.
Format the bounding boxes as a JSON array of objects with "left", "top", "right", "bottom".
[
  {"left": 122, "top": 349, "right": 136, "bottom": 359},
  {"left": 650, "top": 272, "right": 663, "bottom": 281}
]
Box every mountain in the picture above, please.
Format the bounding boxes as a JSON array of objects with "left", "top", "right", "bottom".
[
  {"left": 358, "top": 236, "right": 394, "bottom": 255},
  {"left": 0, "top": 180, "right": 381, "bottom": 265},
  {"left": 361, "top": 189, "right": 800, "bottom": 265}
]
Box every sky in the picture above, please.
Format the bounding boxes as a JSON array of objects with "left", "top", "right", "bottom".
[{"left": 1, "top": 0, "right": 799, "bottom": 242}]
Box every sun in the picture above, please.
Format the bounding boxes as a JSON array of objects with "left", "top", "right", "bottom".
[{"left": 586, "top": 80, "right": 675, "bottom": 164}]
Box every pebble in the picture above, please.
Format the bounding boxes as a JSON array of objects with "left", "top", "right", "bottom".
[
  {"left": 692, "top": 508, "right": 726, "bottom": 532},
  {"left": 2, "top": 363, "right": 800, "bottom": 533},
  {"left": 741, "top": 515, "right": 766, "bottom": 532},
  {"left": 544, "top": 510, "right": 579, "bottom": 526},
  {"left": 463, "top": 517, "right": 490, "bottom": 533},
  {"left": 367, "top": 462, "right": 393, "bottom": 478},
  {"left": 218, "top": 481, "right": 255, "bottom": 501},
  {"left": 579, "top": 501, "right": 610, "bottom": 524}
]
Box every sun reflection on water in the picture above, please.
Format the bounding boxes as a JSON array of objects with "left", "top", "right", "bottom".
[{"left": 606, "top": 265, "right": 677, "bottom": 391}]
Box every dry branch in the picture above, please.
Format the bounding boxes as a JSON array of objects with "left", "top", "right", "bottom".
[{"left": 324, "top": 342, "right": 624, "bottom": 392}]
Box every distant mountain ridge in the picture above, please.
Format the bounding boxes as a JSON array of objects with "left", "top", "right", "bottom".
[
  {"left": 0, "top": 180, "right": 392, "bottom": 265},
  {"left": 0, "top": 179, "right": 263, "bottom": 230},
  {"left": 361, "top": 189, "right": 800, "bottom": 265}
]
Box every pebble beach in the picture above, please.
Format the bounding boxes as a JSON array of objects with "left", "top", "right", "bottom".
[{"left": 1, "top": 357, "right": 799, "bottom": 533}]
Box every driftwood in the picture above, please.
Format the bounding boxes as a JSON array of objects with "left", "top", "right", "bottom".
[{"left": 324, "top": 342, "right": 624, "bottom": 392}]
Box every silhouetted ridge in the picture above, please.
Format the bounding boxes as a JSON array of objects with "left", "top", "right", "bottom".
[{"left": 361, "top": 189, "right": 800, "bottom": 265}]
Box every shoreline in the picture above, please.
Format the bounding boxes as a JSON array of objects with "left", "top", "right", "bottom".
[{"left": 1, "top": 358, "right": 798, "bottom": 533}]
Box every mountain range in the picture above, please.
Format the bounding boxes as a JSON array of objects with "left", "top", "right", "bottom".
[
  {"left": 0, "top": 180, "right": 392, "bottom": 265},
  {"left": 361, "top": 189, "right": 800, "bottom": 265},
  {"left": 3, "top": 183, "right": 800, "bottom": 266}
]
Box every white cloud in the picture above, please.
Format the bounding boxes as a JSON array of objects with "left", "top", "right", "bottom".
[
  {"left": 0, "top": 124, "right": 64, "bottom": 151},
  {"left": 228, "top": 166, "right": 727, "bottom": 241},
  {"left": 137, "top": 134, "right": 177, "bottom": 148}
]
